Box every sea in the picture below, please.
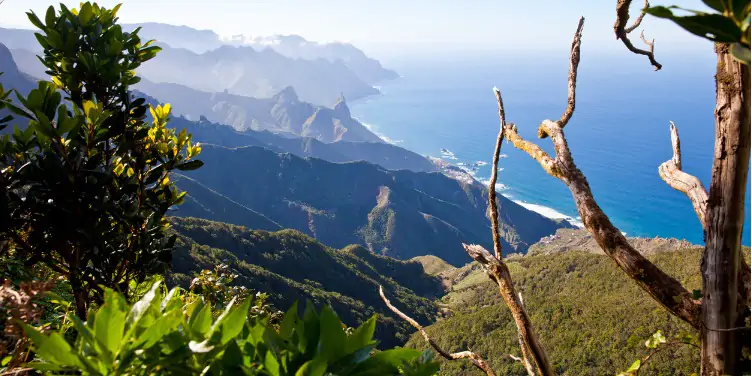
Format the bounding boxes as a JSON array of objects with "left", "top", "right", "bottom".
[{"left": 351, "top": 50, "right": 751, "bottom": 246}]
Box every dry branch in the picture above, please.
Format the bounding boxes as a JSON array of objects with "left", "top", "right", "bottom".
[
  {"left": 495, "top": 17, "right": 701, "bottom": 328},
  {"left": 463, "top": 244, "right": 553, "bottom": 376},
  {"left": 378, "top": 286, "right": 497, "bottom": 376},
  {"left": 625, "top": 0, "right": 649, "bottom": 33},
  {"left": 614, "top": 0, "right": 662, "bottom": 70},
  {"left": 658, "top": 121, "right": 709, "bottom": 225},
  {"left": 555, "top": 16, "right": 584, "bottom": 129}
]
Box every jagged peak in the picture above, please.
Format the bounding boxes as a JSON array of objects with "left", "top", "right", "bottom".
[
  {"left": 333, "top": 92, "right": 350, "bottom": 117},
  {"left": 0, "top": 43, "right": 19, "bottom": 74},
  {"left": 273, "top": 86, "right": 299, "bottom": 102}
]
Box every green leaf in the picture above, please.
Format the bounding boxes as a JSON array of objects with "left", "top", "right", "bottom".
[
  {"left": 701, "top": 0, "right": 726, "bottom": 13},
  {"left": 264, "top": 351, "right": 281, "bottom": 375},
  {"left": 189, "top": 303, "right": 213, "bottom": 337},
  {"left": 22, "top": 323, "right": 82, "bottom": 367},
  {"left": 78, "top": 2, "right": 94, "bottom": 25},
  {"left": 175, "top": 159, "right": 204, "bottom": 171},
  {"left": 279, "top": 302, "right": 298, "bottom": 339},
  {"left": 692, "top": 289, "right": 703, "bottom": 299},
  {"left": 346, "top": 315, "right": 377, "bottom": 353},
  {"left": 44, "top": 6, "right": 56, "bottom": 28},
  {"left": 125, "top": 281, "right": 161, "bottom": 333},
  {"left": 210, "top": 297, "right": 253, "bottom": 345},
  {"left": 626, "top": 359, "right": 642, "bottom": 372},
  {"left": 94, "top": 293, "right": 127, "bottom": 356},
  {"left": 646, "top": 7, "right": 743, "bottom": 43},
  {"left": 645, "top": 330, "right": 667, "bottom": 349},
  {"left": 27, "top": 11, "right": 46, "bottom": 30},
  {"left": 295, "top": 359, "right": 327, "bottom": 376},
  {"left": 316, "top": 305, "right": 346, "bottom": 362}
]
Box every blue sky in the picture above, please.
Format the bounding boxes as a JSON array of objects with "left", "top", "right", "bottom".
[{"left": 0, "top": 0, "right": 715, "bottom": 56}]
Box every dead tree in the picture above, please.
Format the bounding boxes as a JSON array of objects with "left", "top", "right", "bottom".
[{"left": 613, "top": 1, "right": 750, "bottom": 374}]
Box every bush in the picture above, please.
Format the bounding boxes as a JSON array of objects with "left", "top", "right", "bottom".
[{"left": 22, "top": 282, "right": 440, "bottom": 375}]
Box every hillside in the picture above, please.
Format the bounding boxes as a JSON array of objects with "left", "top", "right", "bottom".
[
  {"left": 0, "top": 43, "right": 37, "bottom": 133},
  {"left": 404, "top": 234, "right": 718, "bottom": 375},
  {"left": 135, "top": 80, "right": 384, "bottom": 143},
  {"left": 173, "top": 144, "right": 569, "bottom": 266},
  {"left": 168, "top": 216, "right": 443, "bottom": 348},
  {"left": 172, "top": 116, "right": 437, "bottom": 172}
]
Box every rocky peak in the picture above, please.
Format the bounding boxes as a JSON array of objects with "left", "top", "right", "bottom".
[
  {"left": 273, "top": 86, "right": 299, "bottom": 103},
  {"left": 0, "top": 43, "right": 19, "bottom": 74},
  {"left": 332, "top": 93, "right": 350, "bottom": 117}
]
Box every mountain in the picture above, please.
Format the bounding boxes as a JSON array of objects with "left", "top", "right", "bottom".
[
  {"left": 136, "top": 43, "right": 378, "bottom": 106},
  {"left": 408, "top": 234, "right": 708, "bottom": 375},
  {"left": 224, "top": 34, "right": 398, "bottom": 84},
  {"left": 173, "top": 144, "right": 570, "bottom": 266},
  {"left": 0, "top": 43, "right": 37, "bottom": 133},
  {"left": 123, "top": 23, "right": 223, "bottom": 53},
  {"left": 134, "top": 80, "right": 384, "bottom": 143},
  {"left": 168, "top": 216, "right": 443, "bottom": 348},
  {"left": 170, "top": 116, "right": 438, "bottom": 172},
  {"left": 117, "top": 24, "right": 397, "bottom": 84},
  {"left": 0, "top": 27, "right": 385, "bottom": 106}
]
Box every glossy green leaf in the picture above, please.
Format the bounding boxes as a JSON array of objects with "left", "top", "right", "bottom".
[
  {"left": 175, "top": 159, "right": 204, "bottom": 171},
  {"left": 94, "top": 294, "right": 127, "bottom": 356},
  {"left": 646, "top": 6, "right": 743, "bottom": 42},
  {"left": 295, "top": 359, "right": 327, "bottom": 376},
  {"left": 316, "top": 305, "right": 346, "bottom": 362},
  {"left": 22, "top": 324, "right": 82, "bottom": 367}
]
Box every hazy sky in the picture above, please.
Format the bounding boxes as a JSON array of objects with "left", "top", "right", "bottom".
[{"left": 0, "top": 0, "right": 715, "bottom": 56}]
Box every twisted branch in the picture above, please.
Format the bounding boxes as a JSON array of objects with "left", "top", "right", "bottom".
[
  {"left": 658, "top": 121, "right": 709, "bottom": 225},
  {"left": 625, "top": 0, "right": 649, "bottom": 33},
  {"left": 495, "top": 17, "right": 701, "bottom": 328},
  {"left": 378, "top": 286, "right": 497, "bottom": 376},
  {"left": 614, "top": 0, "right": 662, "bottom": 70}
]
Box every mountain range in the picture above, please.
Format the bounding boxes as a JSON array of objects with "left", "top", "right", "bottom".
[
  {"left": 0, "top": 24, "right": 396, "bottom": 106},
  {"left": 117, "top": 23, "right": 398, "bottom": 84},
  {"left": 172, "top": 141, "right": 569, "bottom": 266}
]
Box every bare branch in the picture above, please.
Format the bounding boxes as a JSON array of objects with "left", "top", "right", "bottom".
[
  {"left": 502, "top": 123, "right": 560, "bottom": 178},
  {"left": 378, "top": 286, "right": 497, "bottom": 376},
  {"left": 639, "top": 30, "right": 655, "bottom": 56},
  {"left": 463, "top": 244, "right": 554, "bottom": 376},
  {"left": 556, "top": 16, "right": 585, "bottom": 129},
  {"left": 495, "top": 17, "right": 700, "bottom": 328},
  {"left": 625, "top": 0, "right": 649, "bottom": 34},
  {"left": 515, "top": 292, "right": 539, "bottom": 376},
  {"left": 489, "top": 88, "right": 507, "bottom": 259},
  {"left": 658, "top": 121, "right": 709, "bottom": 226},
  {"left": 614, "top": 0, "right": 662, "bottom": 70}
]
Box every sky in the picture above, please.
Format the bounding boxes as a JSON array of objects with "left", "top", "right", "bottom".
[{"left": 0, "top": 0, "right": 716, "bottom": 57}]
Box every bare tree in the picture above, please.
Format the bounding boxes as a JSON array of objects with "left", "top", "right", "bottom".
[
  {"left": 613, "top": 1, "right": 750, "bottom": 374},
  {"left": 383, "top": 1, "right": 749, "bottom": 374}
]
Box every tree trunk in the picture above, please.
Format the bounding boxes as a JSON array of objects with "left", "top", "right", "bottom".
[
  {"left": 700, "top": 43, "right": 751, "bottom": 376},
  {"left": 70, "top": 272, "right": 88, "bottom": 319}
]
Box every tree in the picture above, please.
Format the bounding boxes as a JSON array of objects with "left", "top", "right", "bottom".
[
  {"left": 382, "top": 1, "right": 749, "bottom": 375},
  {"left": 0, "top": 2, "right": 203, "bottom": 319}
]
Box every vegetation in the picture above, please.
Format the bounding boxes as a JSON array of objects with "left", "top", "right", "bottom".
[
  {"left": 169, "top": 217, "right": 443, "bottom": 348},
  {"left": 0, "top": 2, "right": 202, "bottom": 318},
  {"left": 22, "top": 281, "right": 440, "bottom": 375},
  {"left": 407, "top": 248, "right": 706, "bottom": 375}
]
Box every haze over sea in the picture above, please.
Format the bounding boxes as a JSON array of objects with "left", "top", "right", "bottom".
[{"left": 351, "top": 50, "right": 751, "bottom": 246}]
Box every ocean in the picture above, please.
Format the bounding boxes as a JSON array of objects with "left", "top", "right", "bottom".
[{"left": 351, "top": 50, "right": 751, "bottom": 246}]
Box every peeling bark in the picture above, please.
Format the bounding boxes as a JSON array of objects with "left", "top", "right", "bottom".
[{"left": 699, "top": 44, "right": 751, "bottom": 376}]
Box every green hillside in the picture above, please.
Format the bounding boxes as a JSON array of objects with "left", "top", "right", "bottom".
[
  {"left": 406, "top": 246, "right": 707, "bottom": 375},
  {"left": 168, "top": 216, "right": 444, "bottom": 348}
]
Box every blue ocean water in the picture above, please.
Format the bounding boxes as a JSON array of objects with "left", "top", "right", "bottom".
[{"left": 351, "top": 51, "right": 751, "bottom": 246}]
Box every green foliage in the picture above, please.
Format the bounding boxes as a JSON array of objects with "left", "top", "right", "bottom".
[
  {"left": 169, "top": 217, "right": 443, "bottom": 349},
  {"left": 407, "top": 248, "right": 706, "bottom": 375},
  {"left": 646, "top": 0, "right": 750, "bottom": 64},
  {"left": 23, "top": 281, "right": 439, "bottom": 375},
  {"left": 0, "top": 2, "right": 202, "bottom": 316}
]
